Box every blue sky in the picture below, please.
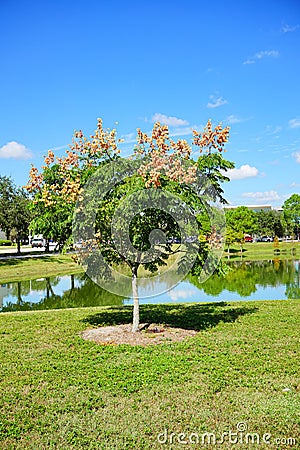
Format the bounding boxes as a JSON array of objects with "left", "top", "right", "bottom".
[{"left": 0, "top": 0, "right": 299, "bottom": 207}]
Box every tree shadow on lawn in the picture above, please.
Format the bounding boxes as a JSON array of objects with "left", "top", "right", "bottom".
[
  {"left": 82, "top": 302, "right": 258, "bottom": 332},
  {"left": 227, "top": 248, "right": 247, "bottom": 255},
  {"left": 0, "top": 255, "right": 64, "bottom": 267}
]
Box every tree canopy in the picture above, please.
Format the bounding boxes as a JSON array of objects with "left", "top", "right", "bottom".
[
  {"left": 26, "top": 118, "right": 234, "bottom": 331},
  {"left": 0, "top": 175, "right": 16, "bottom": 240},
  {"left": 225, "top": 206, "right": 258, "bottom": 235},
  {"left": 283, "top": 193, "right": 300, "bottom": 238},
  {"left": 255, "top": 209, "right": 285, "bottom": 238},
  {"left": 25, "top": 119, "right": 120, "bottom": 250},
  {"left": 0, "top": 175, "right": 32, "bottom": 251}
]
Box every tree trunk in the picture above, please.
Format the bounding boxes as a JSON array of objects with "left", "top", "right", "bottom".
[
  {"left": 71, "top": 274, "right": 75, "bottom": 290},
  {"left": 17, "top": 236, "right": 21, "bottom": 254},
  {"left": 17, "top": 282, "right": 22, "bottom": 304},
  {"left": 45, "top": 239, "right": 50, "bottom": 253},
  {"left": 131, "top": 266, "right": 140, "bottom": 332},
  {"left": 46, "top": 278, "right": 55, "bottom": 297}
]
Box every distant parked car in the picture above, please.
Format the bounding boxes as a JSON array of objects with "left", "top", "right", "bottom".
[
  {"left": 261, "top": 236, "right": 273, "bottom": 242},
  {"left": 31, "top": 238, "right": 45, "bottom": 248},
  {"left": 244, "top": 235, "right": 253, "bottom": 242},
  {"left": 49, "top": 241, "right": 59, "bottom": 251}
]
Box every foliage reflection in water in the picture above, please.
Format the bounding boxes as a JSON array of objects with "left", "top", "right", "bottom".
[
  {"left": 0, "top": 274, "right": 125, "bottom": 312},
  {"left": 0, "top": 259, "right": 299, "bottom": 312}
]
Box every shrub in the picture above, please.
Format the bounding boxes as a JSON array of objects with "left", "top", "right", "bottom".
[{"left": 0, "top": 239, "right": 12, "bottom": 246}]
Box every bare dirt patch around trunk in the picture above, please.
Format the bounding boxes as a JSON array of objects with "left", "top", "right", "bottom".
[{"left": 81, "top": 323, "right": 197, "bottom": 346}]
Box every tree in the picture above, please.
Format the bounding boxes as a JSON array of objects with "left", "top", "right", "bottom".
[
  {"left": 255, "top": 210, "right": 285, "bottom": 238},
  {"left": 27, "top": 118, "right": 234, "bottom": 332},
  {"left": 0, "top": 176, "right": 31, "bottom": 252},
  {"left": 225, "top": 227, "right": 241, "bottom": 257},
  {"left": 225, "top": 207, "right": 258, "bottom": 256},
  {"left": 0, "top": 176, "right": 16, "bottom": 240},
  {"left": 12, "top": 188, "right": 32, "bottom": 253},
  {"left": 225, "top": 206, "right": 258, "bottom": 235},
  {"left": 283, "top": 194, "right": 300, "bottom": 239}
]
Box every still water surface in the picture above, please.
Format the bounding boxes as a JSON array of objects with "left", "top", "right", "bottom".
[{"left": 1, "top": 259, "right": 299, "bottom": 312}]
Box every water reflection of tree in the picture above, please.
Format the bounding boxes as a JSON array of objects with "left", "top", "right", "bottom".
[
  {"left": 189, "top": 259, "right": 298, "bottom": 298},
  {"left": 2, "top": 260, "right": 299, "bottom": 312},
  {"left": 285, "top": 261, "right": 300, "bottom": 299},
  {"left": 54, "top": 274, "right": 126, "bottom": 310},
  {"left": 2, "top": 274, "right": 125, "bottom": 312},
  {"left": 10, "top": 277, "right": 61, "bottom": 298}
]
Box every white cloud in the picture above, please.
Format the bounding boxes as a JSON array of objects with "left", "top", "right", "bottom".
[
  {"left": 207, "top": 95, "right": 228, "bottom": 109},
  {"left": 292, "top": 151, "right": 300, "bottom": 163},
  {"left": 151, "top": 113, "right": 189, "bottom": 127},
  {"left": 265, "top": 125, "right": 282, "bottom": 135},
  {"left": 168, "top": 288, "right": 196, "bottom": 301},
  {"left": 47, "top": 144, "right": 68, "bottom": 152},
  {"left": 242, "top": 190, "right": 280, "bottom": 202},
  {"left": 120, "top": 132, "right": 136, "bottom": 144},
  {"left": 223, "top": 164, "right": 259, "bottom": 180},
  {"left": 226, "top": 115, "right": 244, "bottom": 124},
  {"left": 290, "top": 181, "right": 300, "bottom": 188},
  {"left": 40, "top": 144, "right": 68, "bottom": 154},
  {"left": 119, "top": 122, "right": 201, "bottom": 148},
  {"left": 0, "top": 141, "right": 33, "bottom": 159},
  {"left": 289, "top": 118, "right": 300, "bottom": 129},
  {"left": 243, "top": 50, "right": 279, "bottom": 65},
  {"left": 281, "top": 24, "right": 299, "bottom": 33},
  {"left": 170, "top": 124, "right": 203, "bottom": 137},
  {"left": 255, "top": 50, "right": 279, "bottom": 59}
]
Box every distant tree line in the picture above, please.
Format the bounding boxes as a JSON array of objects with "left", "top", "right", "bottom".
[
  {"left": 0, "top": 175, "right": 32, "bottom": 253},
  {"left": 225, "top": 194, "right": 300, "bottom": 247}
]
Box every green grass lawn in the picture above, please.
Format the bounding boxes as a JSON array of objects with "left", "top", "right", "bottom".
[
  {"left": 224, "top": 241, "right": 300, "bottom": 261},
  {"left": 0, "top": 245, "right": 17, "bottom": 250},
  {"left": 0, "top": 254, "right": 83, "bottom": 283},
  {"left": 1, "top": 300, "right": 299, "bottom": 449}
]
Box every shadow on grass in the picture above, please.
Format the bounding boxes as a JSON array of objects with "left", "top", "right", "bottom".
[
  {"left": 82, "top": 302, "right": 258, "bottom": 332},
  {"left": 0, "top": 255, "right": 64, "bottom": 267},
  {"left": 227, "top": 248, "right": 247, "bottom": 254}
]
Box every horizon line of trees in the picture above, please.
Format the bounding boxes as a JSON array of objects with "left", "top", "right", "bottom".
[
  {"left": 1, "top": 176, "right": 300, "bottom": 251},
  {"left": 225, "top": 198, "right": 300, "bottom": 247}
]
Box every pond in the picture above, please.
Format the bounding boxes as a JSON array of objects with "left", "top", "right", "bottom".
[{"left": 1, "top": 259, "right": 299, "bottom": 312}]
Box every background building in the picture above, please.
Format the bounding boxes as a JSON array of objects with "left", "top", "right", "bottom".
[{"left": 224, "top": 205, "right": 283, "bottom": 213}]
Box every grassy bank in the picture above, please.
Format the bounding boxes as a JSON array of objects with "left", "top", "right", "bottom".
[
  {"left": 1, "top": 300, "right": 299, "bottom": 449},
  {"left": 0, "top": 242, "right": 299, "bottom": 284},
  {"left": 223, "top": 241, "right": 300, "bottom": 261},
  {"left": 0, "top": 254, "right": 83, "bottom": 283}
]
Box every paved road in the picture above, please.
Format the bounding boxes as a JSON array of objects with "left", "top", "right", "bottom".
[{"left": 0, "top": 244, "right": 59, "bottom": 259}]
